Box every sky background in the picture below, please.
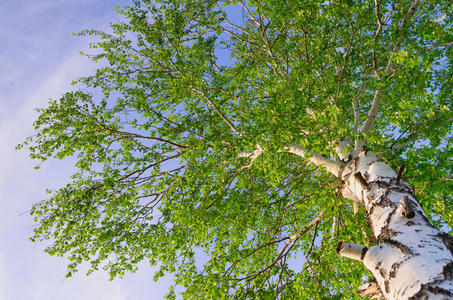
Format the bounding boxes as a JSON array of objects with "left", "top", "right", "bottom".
[{"left": 0, "top": 1, "right": 171, "bottom": 299}]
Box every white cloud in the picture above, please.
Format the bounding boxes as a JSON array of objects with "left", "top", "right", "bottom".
[
  {"left": 0, "top": 51, "right": 93, "bottom": 234},
  {"left": 0, "top": 50, "right": 145, "bottom": 300},
  {"left": 0, "top": 1, "right": 172, "bottom": 299}
]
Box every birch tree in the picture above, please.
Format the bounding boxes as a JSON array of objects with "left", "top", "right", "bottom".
[{"left": 19, "top": 0, "right": 452, "bottom": 298}]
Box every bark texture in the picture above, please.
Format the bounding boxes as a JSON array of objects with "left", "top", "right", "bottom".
[{"left": 339, "top": 151, "right": 453, "bottom": 299}]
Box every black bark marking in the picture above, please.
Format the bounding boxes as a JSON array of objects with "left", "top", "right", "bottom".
[
  {"left": 406, "top": 220, "right": 416, "bottom": 226},
  {"left": 389, "top": 262, "right": 399, "bottom": 278},
  {"left": 390, "top": 186, "right": 413, "bottom": 194},
  {"left": 336, "top": 241, "right": 344, "bottom": 254},
  {"left": 382, "top": 207, "right": 399, "bottom": 231},
  {"left": 369, "top": 205, "right": 375, "bottom": 216},
  {"left": 382, "top": 228, "right": 396, "bottom": 236},
  {"left": 439, "top": 232, "right": 453, "bottom": 256},
  {"left": 338, "top": 165, "right": 346, "bottom": 178},
  {"left": 366, "top": 214, "right": 378, "bottom": 241},
  {"left": 390, "top": 256, "right": 413, "bottom": 279},
  {"left": 403, "top": 181, "right": 416, "bottom": 195},
  {"left": 382, "top": 238, "right": 412, "bottom": 255},
  {"left": 440, "top": 233, "right": 453, "bottom": 246},
  {"left": 402, "top": 285, "right": 411, "bottom": 297},
  {"left": 426, "top": 235, "right": 448, "bottom": 252},
  {"left": 377, "top": 228, "right": 396, "bottom": 243},
  {"left": 395, "top": 164, "right": 405, "bottom": 183},
  {"left": 384, "top": 280, "right": 390, "bottom": 294},
  {"left": 443, "top": 261, "right": 453, "bottom": 280},
  {"left": 354, "top": 172, "right": 369, "bottom": 188},
  {"left": 375, "top": 180, "right": 391, "bottom": 189},
  {"left": 374, "top": 261, "right": 382, "bottom": 272},
  {"left": 377, "top": 181, "right": 413, "bottom": 196},
  {"left": 427, "top": 286, "right": 453, "bottom": 296},
  {"left": 379, "top": 189, "right": 392, "bottom": 206},
  {"left": 361, "top": 246, "right": 368, "bottom": 260},
  {"left": 400, "top": 196, "right": 415, "bottom": 219},
  {"left": 410, "top": 262, "right": 453, "bottom": 299}
]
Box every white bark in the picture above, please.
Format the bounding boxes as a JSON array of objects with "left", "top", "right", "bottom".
[
  {"left": 285, "top": 145, "right": 344, "bottom": 177},
  {"left": 337, "top": 242, "right": 368, "bottom": 261},
  {"left": 286, "top": 142, "right": 453, "bottom": 298},
  {"left": 360, "top": 89, "right": 383, "bottom": 135},
  {"left": 238, "top": 145, "right": 264, "bottom": 169},
  {"left": 335, "top": 137, "right": 353, "bottom": 161},
  {"left": 361, "top": 0, "right": 420, "bottom": 137},
  {"left": 338, "top": 151, "right": 453, "bottom": 299},
  {"left": 284, "top": 143, "right": 452, "bottom": 298}
]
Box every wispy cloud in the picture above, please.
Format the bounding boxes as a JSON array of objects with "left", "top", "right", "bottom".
[
  {"left": 0, "top": 1, "right": 172, "bottom": 299},
  {"left": 0, "top": 50, "right": 92, "bottom": 231}
]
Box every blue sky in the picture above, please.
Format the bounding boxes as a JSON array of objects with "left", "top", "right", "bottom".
[{"left": 0, "top": 1, "right": 171, "bottom": 299}]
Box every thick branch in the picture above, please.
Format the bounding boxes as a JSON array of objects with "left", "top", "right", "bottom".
[
  {"left": 352, "top": 82, "right": 365, "bottom": 133},
  {"left": 289, "top": 210, "right": 325, "bottom": 241},
  {"left": 285, "top": 145, "right": 344, "bottom": 177},
  {"left": 238, "top": 145, "right": 264, "bottom": 169},
  {"left": 360, "top": 89, "right": 382, "bottom": 135}
]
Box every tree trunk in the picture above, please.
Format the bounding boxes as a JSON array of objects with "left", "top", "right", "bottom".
[{"left": 337, "top": 151, "right": 453, "bottom": 299}]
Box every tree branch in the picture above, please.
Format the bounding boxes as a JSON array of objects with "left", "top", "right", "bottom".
[
  {"left": 231, "top": 210, "right": 324, "bottom": 281},
  {"left": 361, "top": 0, "right": 420, "bottom": 136},
  {"left": 78, "top": 106, "right": 187, "bottom": 149},
  {"left": 192, "top": 87, "right": 239, "bottom": 135},
  {"left": 238, "top": 145, "right": 264, "bottom": 169},
  {"left": 384, "top": 0, "right": 420, "bottom": 75},
  {"left": 285, "top": 145, "right": 344, "bottom": 178},
  {"left": 239, "top": 0, "right": 260, "bottom": 26},
  {"left": 360, "top": 89, "right": 382, "bottom": 135},
  {"left": 352, "top": 82, "right": 366, "bottom": 133},
  {"left": 106, "top": 128, "right": 187, "bottom": 149}
]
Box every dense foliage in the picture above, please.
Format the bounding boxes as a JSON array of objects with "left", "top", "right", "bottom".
[{"left": 20, "top": 0, "right": 451, "bottom": 298}]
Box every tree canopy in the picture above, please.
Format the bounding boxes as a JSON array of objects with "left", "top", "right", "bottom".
[{"left": 19, "top": 0, "right": 452, "bottom": 298}]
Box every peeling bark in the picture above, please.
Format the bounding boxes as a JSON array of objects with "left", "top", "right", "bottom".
[
  {"left": 338, "top": 152, "right": 453, "bottom": 299},
  {"left": 358, "top": 281, "right": 384, "bottom": 298}
]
